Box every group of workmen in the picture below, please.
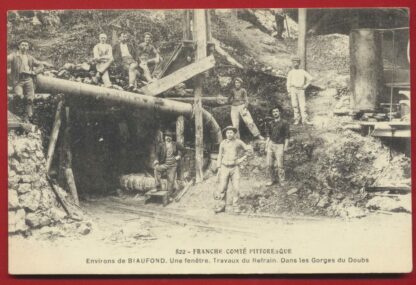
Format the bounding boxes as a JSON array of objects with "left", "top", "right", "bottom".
[
  {"left": 153, "top": 56, "right": 313, "bottom": 213},
  {"left": 7, "top": 31, "right": 161, "bottom": 121},
  {"left": 7, "top": 33, "right": 313, "bottom": 214}
]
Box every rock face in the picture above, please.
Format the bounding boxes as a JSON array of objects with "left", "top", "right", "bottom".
[{"left": 8, "top": 130, "right": 71, "bottom": 234}]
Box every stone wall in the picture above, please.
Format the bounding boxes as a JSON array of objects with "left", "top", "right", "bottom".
[{"left": 8, "top": 130, "right": 70, "bottom": 234}]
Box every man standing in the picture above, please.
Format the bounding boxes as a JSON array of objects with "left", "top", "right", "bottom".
[
  {"left": 7, "top": 39, "right": 53, "bottom": 121},
  {"left": 214, "top": 126, "right": 251, "bottom": 214},
  {"left": 286, "top": 56, "right": 313, "bottom": 125},
  {"left": 93, "top": 33, "right": 113, "bottom": 87},
  {"left": 112, "top": 32, "right": 139, "bottom": 90},
  {"left": 265, "top": 107, "right": 290, "bottom": 187},
  {"left": 274, "top": 10, "right": 285, "bottom": 40},
  {"left": 228, "top": 77, "right": 264, "bottom": 140},
  {"left": 153, "top": 130, "right": 186, "bottom": 199}
]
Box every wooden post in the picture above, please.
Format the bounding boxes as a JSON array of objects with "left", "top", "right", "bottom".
[
  {"left": 193, "top": 9, "right": 208, "bottom": 183},
  {"left": 45, "top": 100, "right": 64, "bottom": 174},
  {"left": 183, "top": 10, "right": 192, "bottom": 40},
  {"left": 65, "top": 168, "right": 79, "bottom": 206},
  {"left": 176, "top": 115, "right": 185, "bottom": 180},
  {"left": 206, "top": 10, "right": 212, "bottom": 43},
  {"left": 176, "top": 115, "right": 185, "bottom": 145},
  {"left": 298, "top": 8, "right": 307, "bottom": 70},
  {"left": 62, "top": 106, "right": 80, "bottom": 206}
]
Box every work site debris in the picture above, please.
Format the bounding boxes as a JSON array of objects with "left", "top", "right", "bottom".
[{"left": 366, "top": 194, "right": 411, "bottom": 213}]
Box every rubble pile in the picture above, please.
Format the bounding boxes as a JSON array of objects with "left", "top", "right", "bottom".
[
  {"left": 286, "top": 34, "right": 350, "bottom": 74},
  {"left": 236, "top": 128, "right": 411, "bottom": 218},
  {"left": 8, "top": 130, "right": 89, "bottom": 235}
]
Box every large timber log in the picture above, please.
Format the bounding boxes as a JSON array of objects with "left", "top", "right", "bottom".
[
  {"left": 350, "top": 29, "right": 384, "bottom": 112},
  {"left": 36, "top": 75, "right": 222, "bottom": 145}
]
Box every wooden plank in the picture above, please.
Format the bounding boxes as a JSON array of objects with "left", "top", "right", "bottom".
[
  {"left": 354, "top": 121, "right": 411, "bottom": 127},
  {"left": 212, "top": 37, "right": 244, "bottom": 69},
  {"left": 365, "top": 186, "right": 411, "bottom": 194},
  {"left": 46, "top": 175, "right": 82, "bottom": 221},
  {"left": 140, "top": 55, "right": 215, "bottom": 96},
  {"left": 174, "top": 180, "right": 193, "bottom": 202},
  {"left": 371, "top": 129, "right": 411, "bottom": 138},
  {"left": 45, "top": 100, "right": 64, "bottom": 174}
]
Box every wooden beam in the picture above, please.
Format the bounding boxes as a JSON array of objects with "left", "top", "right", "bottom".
[
  {"left": 169, "top": 96, "right": 227, "bottom": 107},
  {"left": 45, "top": 100, "right": 64, "bottom": 174},
  {"left": 298, "top": 8, "right": 307, "bottom": 70},
  {"left": 63, "top": 107, "right": 80, "bottom": 206},
  {"left": 140, "top": 55, "right": 215, "bottom": 96},
  {"left": 193, "top": 9, "right": 208, "bottom": 183}
]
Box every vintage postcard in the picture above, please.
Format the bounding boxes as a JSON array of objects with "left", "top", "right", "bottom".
[{"left": 7, "top": 8, "right": 412, "bottom": 274}]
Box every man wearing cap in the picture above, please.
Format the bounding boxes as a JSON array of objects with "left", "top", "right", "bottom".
[
  {"left": 153, "top": 130, "right": 186, "bottom": 199},
  {"left": 286, "top": 56, "right": 313, "bottom": 125},
  {"left": 93, "top": 33, "right": 113, "bottom": 87},
  {"left": 137, "top": 32, "right": 161, "bottom": 74},
  {"left": 7, "top": 39, "right": 53, "bottom": 121},
  {"left": 214, "top": 126, "right": 251, "bottom": 213},
  {"left": 228, "top": 77, "right": 264, "bottom": 140},
  {"left": 112, "top": 32, "right": 140, "bottom": 90},
  {"left": 265, "top": 106, "right": 290, "bottom": 186}
]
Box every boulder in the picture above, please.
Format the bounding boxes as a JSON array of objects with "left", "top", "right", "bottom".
[
  {"left": 340, "top": 206, "right": 367, "bottom": 218},
  {"left": 19, "top": 190, "right": 41, "bottom": 212},
  {"left": 17, "top": 183, "right": 32, "bottom": 194},
  {"left": 9, "top": 209, "right": 27, "bottom": 233},
  {"left": 26, "top": 212, "right": 52, "bottom": 228},
  {"left": 8, "top": 190, "right": 20, "bottom": 209},
  {"left": 218, "top": 76, "right": 232, "bottom": 88},
  {"left": 48, "top": 207, "right": 68, "bottom": 222},
  {"left": 78, "top": 224, "right": 92, "bottom": 235},
  {"left": 366, "top": 196, "right": 411, "bottom": 213},
  {"left": 320, "top": 88, "right": 338, "bottom": 98},
  {"left": 287, "top": 188, "right": 298, "bottom": 195},
  {"left": 316, "top": 196, "right": 330, "bottom": 208}
]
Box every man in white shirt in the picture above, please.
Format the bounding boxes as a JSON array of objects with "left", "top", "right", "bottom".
[
  {"left": 93, "top": 33, "right": 113, "bottom": 87},
  {"left": 286, "top": 56, "right": 313, "bottom": 125}
]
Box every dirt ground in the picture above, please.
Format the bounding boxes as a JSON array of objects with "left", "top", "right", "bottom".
[{"left": 9, "top": 196, "right": 412, "bottom": 274}]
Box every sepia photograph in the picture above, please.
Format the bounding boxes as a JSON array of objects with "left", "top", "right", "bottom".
[{"left": 6, "top": 8, "right": 412, "bottom": 274}]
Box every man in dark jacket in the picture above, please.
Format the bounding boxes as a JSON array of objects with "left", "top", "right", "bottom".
[
  {"left": 153, "top": 130, "right": 186, "bottom": 197},
  {"left": 265, "top": 106, "right": 290, "bottom": 186},
  {"left": 112, "top": 32, "right": 140, "bottom": 90},
  {"left": 7, "top": 39, "right": 53, "bottom": 121}
]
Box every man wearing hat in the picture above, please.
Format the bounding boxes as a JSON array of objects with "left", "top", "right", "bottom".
[
  {"left": 7, "top": 39, "right": 53, "bottom": 121},
  {"left": 153, "top": 130, "right": 186, "bottom": 199},
  {"left": 228, "top": 77, "right": 264, "bottom": 140},
  {"left": 286, "top": 56, "right": 313, "bottom": 125},
  {"left": 137, "top": 32, "right": 161, "bottom": 74},
  {"left": 112, "top": 32, "right": 140, "bottom": 91},
  {"left": 214, "top": 125, "right": 251, "bottom": 213}
]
